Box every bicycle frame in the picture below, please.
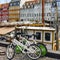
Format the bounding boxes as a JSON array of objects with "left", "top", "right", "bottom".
[
  {"left": 6, "top": 36, "right": 42, "bottom": 60},
  {"left": 12, "top": 39, "right": 36, "bottom": 53}
]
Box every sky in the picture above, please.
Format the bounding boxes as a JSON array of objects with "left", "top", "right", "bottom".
[
  {"left": 0, "top": 0, "right": 31, "bottom": 7},
  {"left": 0, "top": 0, "right": 11, "bottom": 4}
]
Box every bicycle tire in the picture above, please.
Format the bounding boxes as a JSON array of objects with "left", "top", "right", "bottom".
[
  {"left": 6, "top": 44, "right": 15, "bottom": 60},
  {"left": 27, "top": 44, "right": 41, "bottom": 60}
]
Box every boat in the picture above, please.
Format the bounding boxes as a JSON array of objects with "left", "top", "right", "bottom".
[{"left": 16, "top": 26, "right": 56, "bottom": 51}]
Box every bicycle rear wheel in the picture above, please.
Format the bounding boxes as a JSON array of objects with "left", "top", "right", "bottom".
[
  {"left": 37, "top": 43, "right": 47, "bottom": 56},
  {"left": 27, "top": 44, "right": 41, "bottom": 60}
]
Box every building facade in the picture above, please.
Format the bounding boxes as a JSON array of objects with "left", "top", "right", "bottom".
[
  {"left": 0, "top": 3, "right": 9, "bottom": 22},
  {"left": 9, "top": 1, "right": 20, "bottom": 22},
  {"left": 57, "top": 0, "right": 60, "bottom": 22},
  {"left": 0, "top": 4, "right": 2, "bottom": 22},
  {"left": 20, "top": 0, "right": 53, "bottom": 23},
  {"left": 51, "top": 0, "right": 60, "bottom": 25},
  {"left": 1, "top": 3, "right": 9, "bottom": 22},
  {"left": 20, "top": 0, "right": 42, "bottom": 23}
]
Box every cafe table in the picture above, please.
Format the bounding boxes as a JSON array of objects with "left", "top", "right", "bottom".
[{"left": 0, "top": 27, "right": 15, "bottom": 45}]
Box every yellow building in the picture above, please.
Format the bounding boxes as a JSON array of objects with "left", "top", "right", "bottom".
[{"left": 9, "top": 1, "right": 20, "bottom": 22}]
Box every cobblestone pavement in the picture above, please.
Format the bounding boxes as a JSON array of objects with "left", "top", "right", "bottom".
[
  {"left": 0, "top": 54, "right": 58, "bottom": 60},
  {"left": 0, "top": 46, "right": 59, "bottom": 60}
]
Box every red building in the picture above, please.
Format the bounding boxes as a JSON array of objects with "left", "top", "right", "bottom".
[
  {"left": 0, "top": 9, "right": 2, "bottom": 22},
  {"left": 0, "top": 4, "right": 2, "bottom": 22},
  {"left": 1, "top": 3, "right": 9, "bottom": 22}
]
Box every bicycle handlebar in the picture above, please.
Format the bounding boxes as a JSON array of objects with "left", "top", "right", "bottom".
[{"left": 15, "top": 32, "right": 37, "bottom": 39}]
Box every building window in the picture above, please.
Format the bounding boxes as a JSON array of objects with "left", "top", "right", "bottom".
[
  {"left": 31, "top": 5, "right": 34, "bottom": 8},
  {"left": 48, "top": 18, "right": 49, "bottom": 20},
  {"left": 10, "top": 3, "right": 12, "bottom": 6},
  {"left": 39, "top": 13, "right": 40, "bottom": 16},
  {"left": 44, "top": 32, "right": 52, "bottom": 42},
  {"left": 45, "top": 33, "right": 50, "bottom": 41},
  {"left": 28, "top": 5, "right": 30, "bottom": 8},
  {"left": 30, "top": 2, "right": 33, "bottom": 5},
  {"left": 32, "top": 13, "right": 34, "bottom": 17},
  {"left": 35, "top": 14, "right": 36, "bottom": 17},
  {"left": 30, "top": 14, "right": 31, "bottom": 17},
  {"left": 47, "top": 13, "right": 48, "bottom": 16},
  {"left": 35, "top": 31, "right": 42, "bottom": 41},
  {"left": 18, "top": 2, "right": 20, "bottom": 5},
  {"left": 14, "top": 3, "right": 16, "bottom": 5},
  {"left": 26, "top": 3, "right": 29, "bottom": 5},
  {"left": 36, "top": 32, "right": 41, "bottom": 40},
  {"left": 37, "top": 13, "right": 38, "bottom": 16}
]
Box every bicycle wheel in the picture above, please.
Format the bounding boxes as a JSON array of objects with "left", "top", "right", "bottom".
[
  {"left": 6, "top": 44, "right": 15, "bottom": 60},
  {"left": 37, "top": 43, "right": 47, "bottom": 56},
  {"left": 27, "top": 44, "right": 41, "bottom": 60}
]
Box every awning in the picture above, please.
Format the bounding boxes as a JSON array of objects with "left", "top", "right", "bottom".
[{"left": 0, "top": 27, "right": 15, "bottom": 35}]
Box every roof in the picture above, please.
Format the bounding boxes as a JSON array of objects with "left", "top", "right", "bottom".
[
  {"left": 17, "top": 26, "right": 55, "bottom": 31},
  {"left": 22, "top": 0, "right": 53, "bottom": 9},
  {"left": 2, "top": 3, "right": 9, "bottom": 8},
  {"left": 22, "top": 0, "right": 40, "bottom": 9},
  {"left": 24, "top": 0, "right": 53, "bottom": 4},
  {"left": 25, "top": 0, "right": 36, "bottom": 5},
  {"left": 0, "top": 3, "right": 9, "bottom": 9},
  {"left": 11, "top": 0, "right": 21, "bottom": 2}
]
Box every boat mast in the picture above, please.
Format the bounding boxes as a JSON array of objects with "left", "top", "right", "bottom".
[
  {"left": 54, "top": 0, "right": 59, "bottom": 50},
  {"left": 52, "top": 0, "right": 59, "bottom": 50},
  {"left": 42, "top": 0, "right": 45, "bottom": 26}
]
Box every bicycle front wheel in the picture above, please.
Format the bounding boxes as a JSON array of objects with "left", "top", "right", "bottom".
[
  {"left": 6, "top": 44, "right": 15, "bottom": 60},
  {"left": 27, "top": 44, "right": 41, "bottom": 60}
]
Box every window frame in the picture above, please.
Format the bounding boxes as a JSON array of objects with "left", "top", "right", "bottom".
[
  {"left": 44, "top": 32, "right": 52, "bottom": 42},
  {"left": 34, "top": 31, "right": 42, "bottom": 41},
  {"left": 10, "top": 3, "right": 12, "bottom": 6}
]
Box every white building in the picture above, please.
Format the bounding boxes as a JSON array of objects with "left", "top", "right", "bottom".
[
  {"left": 20, "top": 1, "right": 42, "bottom": 23},
  {"left": 51, "top": 0, "right": 60, "bottom": 24},
  {"left": 57, "top": 1, "right": 60, "bottom": 22},
  {"left": 20, "top": 0, "right": 53, "bottom": 23}
]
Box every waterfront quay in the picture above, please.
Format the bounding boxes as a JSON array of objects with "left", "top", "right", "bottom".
[
  {"left": 0, "top": 52, "right": 56, "bottom": 60},
  {"left": 0, "top": 55, "right": 56, "bottom": 60},
  {"left": 0, "top": 26, "right": 59, "bottom": 60},
  {"left": 0, "top": 46, "right": 59, "bottom": 60}
]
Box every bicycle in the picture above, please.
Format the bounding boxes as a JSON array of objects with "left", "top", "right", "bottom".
[{"left": 6, "top": 33, "right": 42, "bottom": 60}]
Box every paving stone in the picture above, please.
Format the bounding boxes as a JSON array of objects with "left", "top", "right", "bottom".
[{"left": 0, "top": 46, "right": 58, "bottom": 60}]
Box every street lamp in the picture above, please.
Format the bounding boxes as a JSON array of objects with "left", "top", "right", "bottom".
[{"left": 52, "top": 0, "right": 59, "bottom": 50}]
